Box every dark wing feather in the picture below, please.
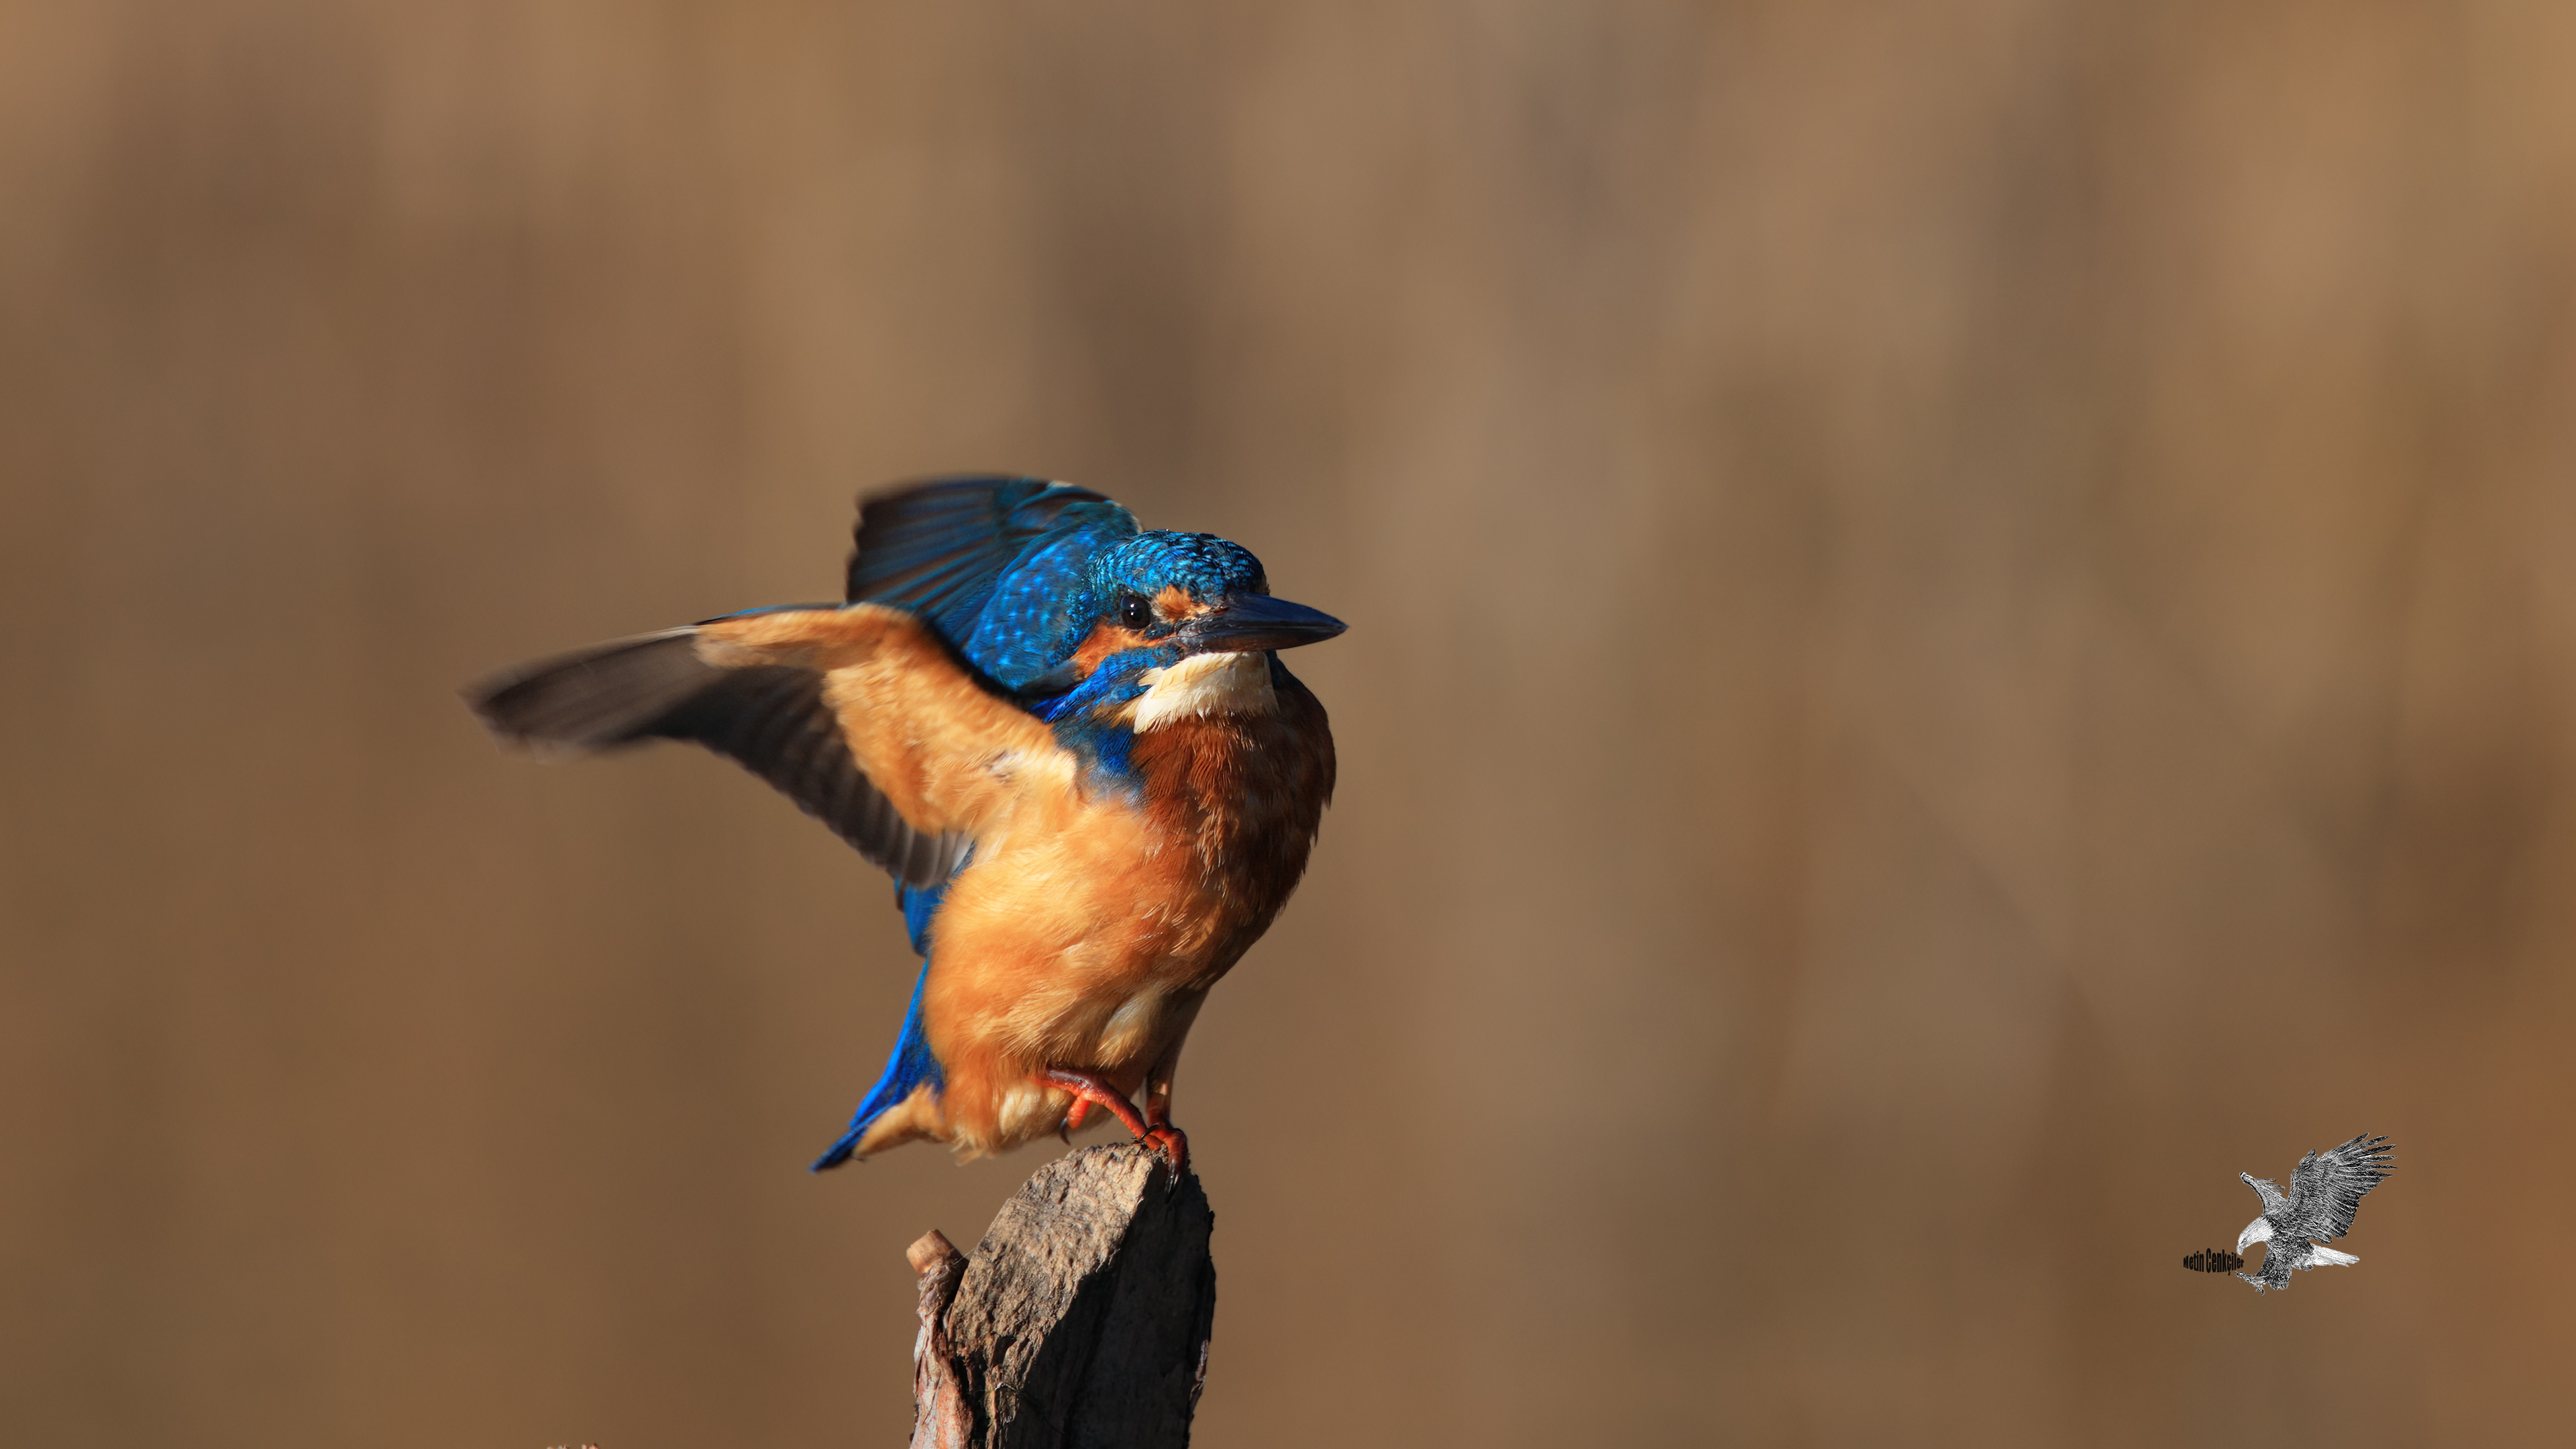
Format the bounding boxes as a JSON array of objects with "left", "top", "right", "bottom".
[
  {"left": 2283, "top": 1134, "right": 2395, "bottom": 1243},
  {"left": 467, "top": 631, "right": 967, "bottom": 889},
  {"left": 845, "top": 476, "right": 1122, "bottom": 641},
  {"left": 466, "top": 629, "right": 708, "bottom": 753}
]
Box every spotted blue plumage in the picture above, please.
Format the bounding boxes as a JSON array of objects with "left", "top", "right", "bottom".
[
  {"left": 842, "top": 476, "right": 1137, "bottom": 662},
  {"left": 965, "top": 529, "right": 1128, "bottom": 688},
  {"left": 1088, "top": 531, "right": 1269, "bottom": 602}
]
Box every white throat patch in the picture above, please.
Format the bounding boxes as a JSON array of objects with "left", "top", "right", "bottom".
[{"left": 1129, "top": 652, "right": 1277, "bottom": 733}]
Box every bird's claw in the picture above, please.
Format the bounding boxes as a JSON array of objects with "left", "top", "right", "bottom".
[
  {"left": 1138, "top": 1124, "right": 1189, "bottom": 1187},
  {"left": 1039, "top": 1068, "right": 1185, "bottom": 1186}
]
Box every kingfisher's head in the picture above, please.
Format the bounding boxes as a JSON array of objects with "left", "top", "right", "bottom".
[
  {"left": 1083, "top": 530, "right": 1342, "bottom": 657},
  {"left": 1030, "top": 531, "right": 1342, "bottom": 693},
  {"left": 1022, "top": 529, "right": 1343, "bottom": 749}
]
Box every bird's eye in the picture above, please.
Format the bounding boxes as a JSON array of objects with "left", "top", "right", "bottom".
[{"left": 1118, "top": 593, "right": 1154, "bottom": 630}]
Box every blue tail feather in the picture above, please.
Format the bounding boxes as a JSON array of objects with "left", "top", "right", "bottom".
[{"left": 811, "top": 959, "right": 946, "bottom": 1171}]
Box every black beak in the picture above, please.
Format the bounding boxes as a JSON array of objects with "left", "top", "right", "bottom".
[{"left": 1183, "top": 592, "right": 1348, "bottom": 654}]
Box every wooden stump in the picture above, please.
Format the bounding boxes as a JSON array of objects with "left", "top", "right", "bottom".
[{"left": 906, "top": 1144, "right": 1217, "bottom": 1449}]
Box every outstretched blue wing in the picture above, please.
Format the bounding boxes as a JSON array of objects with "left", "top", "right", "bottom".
[{"left": 845, "top": 475, "right": 1136, "bottom": 672}]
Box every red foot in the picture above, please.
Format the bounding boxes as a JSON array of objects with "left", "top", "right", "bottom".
[
  {"left": 1043, "top": 1069, "right": 1188, "bottom": 1179},
  {"left": 1044, "top": 1069, "right": 1151, "bottom": 1137},
  {"left": 1139, "top": 1124, "right": 1189, "bottom": 1179}
]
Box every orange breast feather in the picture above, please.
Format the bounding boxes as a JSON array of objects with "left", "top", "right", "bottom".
[{"left": 916, "top": 668, "right": 1334, "bottom": 1155}]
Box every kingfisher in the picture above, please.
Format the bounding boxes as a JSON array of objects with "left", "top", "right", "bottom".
[{"left": 466, "top": 477, "right": 1342, "bottom": 1174}]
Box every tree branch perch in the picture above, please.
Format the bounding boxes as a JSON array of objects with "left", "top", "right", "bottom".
[{"left": 906, "top": 1144, "right": 1216, "bottom": 1449}]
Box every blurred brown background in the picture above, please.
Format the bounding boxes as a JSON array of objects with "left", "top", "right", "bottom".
[{"left": 4, "top": 2, "right": 2572, "bottom": 1445}]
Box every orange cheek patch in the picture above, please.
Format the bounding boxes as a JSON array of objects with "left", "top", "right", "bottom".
[
  {"left": 1069, "top": 620, "right": 1152, "bottom": 673},
  {"left": 1152, "top": 586, "right": 1197, "bottom": 621}
]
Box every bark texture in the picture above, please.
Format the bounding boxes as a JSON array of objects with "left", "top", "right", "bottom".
[{"left": 908, "top": 1144, "right": 1216, "bottom": 1449}]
